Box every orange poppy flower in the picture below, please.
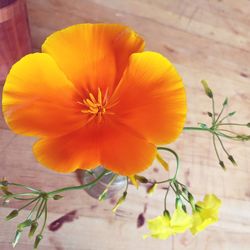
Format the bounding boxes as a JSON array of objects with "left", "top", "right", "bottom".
[{"left": 2, "top": 24, "right": 186, "bottom": 176}]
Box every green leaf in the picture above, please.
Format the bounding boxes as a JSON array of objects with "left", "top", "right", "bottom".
[
  {"left": 198, "top": 123, "right": 208, "bottom": 129},
  {"left": 228, "top": 111, "right": 236, "bottom": 116},
  {"left": 223, "top": 97, "right": 228, "bottom": 106}
]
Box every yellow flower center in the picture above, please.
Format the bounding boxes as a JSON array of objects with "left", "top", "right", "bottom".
[{"left": 77, "top": 88, "right": 115, "bottom": 122}]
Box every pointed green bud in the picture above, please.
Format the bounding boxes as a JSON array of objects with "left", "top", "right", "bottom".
[
  {"left": 181, "top": 186, "right": 189, "bottom": 196},
  {"left": 34, "top": 234, "right": 43, "bottom": 249},
  {"left": 18, "top": 219, "right": 32, "bottom": 230},
  {"left": 112, "top": 191, "right": 127, "bottom": 212},
  {"left": 182, "top": 204, "right": 187, "bottom": 213},
  {"left": 228, "top": 155, "right": 237, "bottom": 166},
  {"left": 219, "top": 161, "right": 226, "bottom": 170},
  {"left": 53, "top": 195, "right": 63, "bottom": 200},
  {"left": 175, "top": 197, "right": 182, "bottom": 209},
  {"left": 188, "top": 193, "right": 195, "bottom": 206},
  {"left": 6, "top": 209, "right": 19, "bottom": 221},
  {"left": 135, "top": 175, "right": 148, "bottom": 183},
  {"left": 207, "top": 112, "right": 213, "bottom": 118},
  {"left": 228, "top": 111, "right": 236, "bottom": 116},
  {"left": 195, "top": 204, "right": 202, "bottom": 212},
  {"left": 12, "top": 229, "right": 22, "bottom": 248},
  {"left": 236, "top": 134, "right": 250, "bottom": 141},
  {"left": 163, "top": 209, "right": 170, "bottom": 219},
  {"left": 201, "top": 80, "right": 213, "bottom": 98},
  {"left": 188, "top": 193, "right": 196, "bottom": 211},
  {"left": 29, "top": 221, "right": 39, "bottom": 238},
  {"left": 223, "top": 97, "right": 228, "bottom": 106}
]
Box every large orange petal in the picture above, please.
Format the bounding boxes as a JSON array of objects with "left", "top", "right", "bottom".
[
  {"left": 42, "top": 24, "right": 144, "bottom": 95},
  {"left": 33, "top": 117, "right": 156, "bottom": 175},
  {"left": 2, "top": 53, "right": 86, "bottom": 137},
  {"left": 110, "top": 51, "right": 187, "bottom": 145},
  {"left": 33, "top": 121, "right": 101, "bottom": 173},
  {"left": 100, "top": 119, "right": 157, "bottom": 175}
]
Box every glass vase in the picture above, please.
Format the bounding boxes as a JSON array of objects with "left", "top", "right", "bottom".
[{"left": 82, "top": 166, "right": 127, "bottom": 200}]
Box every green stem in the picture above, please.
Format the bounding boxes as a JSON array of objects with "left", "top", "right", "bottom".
[
  {"left": 215, "top": 131, "right": 241, "bottom": 141},
  {"left": 4, "top": 192, "right": 39, "bottom": 199},
  {"left": 215, "top": 134, "right": 230, "bottom": 156},
  {"left": 35, "top": 199, "right": 46, "bottom": 220},
  {"left": 219, "top": 123, "right": 247, "bottom": 126},
  {"left": 124, "top": 177, "right": 129, "bottom": 193},
  {"left": 212, "top": 97, "right": 216, "bottom": 125},
  {"left": 39, "top": 200, "right": 48, "bottom": 235},
  {"left": 18, "top": 197, "right": 40, "bottom": 212},
  {"left": 13, "top": 197, "right": 36, "bottom": 201},
  {"left": 154, "top": 178, "right": 172, "bottom": 184},
  {"left": 27, "top": 198, "right": 41, "bottom": 220},
  {"left": 164, "top": 187, "right": 170, "bottom": 211},
  {"left": 218, "top": 129, "right": 238, "bottom": 135},
  {"left": 157, "top": 147, "right": 179, "bottom": 180},
  {"left": 212, "top": 134, "right": 221, "bottom": 162},
  {"left": 214, "top": 104, "right": 225, "bottom": 124},
  {"left": 47, "top": 170, "right": 108, "bottom": 196},
  {"left": 217, "top": 114, "right": 232, "bottom": 124},
  {"left": 98, "top": 174, "right": 118, "bottom": 200},
  {"left": 7, "top": 183, "right": 41, "bottom": 193},
  {"left": 183, "top": 126, "right": 212, "bottom": 132}
]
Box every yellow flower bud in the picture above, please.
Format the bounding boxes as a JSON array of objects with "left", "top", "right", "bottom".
[
  {"left": 112, "top": 191, "right": 127, "bottom": 212},
  {"left": 201, "top": 80, "right": 213, "bottom": 98},
  {"left": 156, "top": 153, "right": 169, "bottom": 171},
  {"left": 147, "top": 183, "right": 158, "bottom": 195}
]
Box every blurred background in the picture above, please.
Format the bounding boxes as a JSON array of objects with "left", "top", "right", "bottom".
[{"left": 1, "top": 0, "right": 250, "bottom": 249}]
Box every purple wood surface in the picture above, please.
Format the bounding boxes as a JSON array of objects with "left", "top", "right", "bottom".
[{"left": 0, "top": 0, "right": 31, "bottom": 83}]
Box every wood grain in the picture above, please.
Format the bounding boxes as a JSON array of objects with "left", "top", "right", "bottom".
[
  {"left": 1, "top": 0, "right": 250, "bottom": 249},
  {"left": 0, "top": 0, "right": 32, "bottom": 83}
]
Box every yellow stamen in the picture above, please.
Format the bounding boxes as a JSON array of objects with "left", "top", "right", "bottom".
[
  {"left": 89, "top": 93, "right": 97, "bottom": 103},
  {"left": 78, "top": 88, "right": 113, "bottom": 120},
  {"left": 98, "top": 88, "right": 102, "bottom": 104},
  {"left": 156, "top": 153, "right": 169, "bottom": 171}
]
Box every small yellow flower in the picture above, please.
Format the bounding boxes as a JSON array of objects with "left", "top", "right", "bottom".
[
  {"left": 190, "top": 194, "right": 221, "bottom": 235},
  {"left": 144, "top": 207, "right": 192, "bottom": 239}
]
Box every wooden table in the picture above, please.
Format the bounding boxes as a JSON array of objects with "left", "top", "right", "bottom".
[{"left": 1, "top": 0, "right": 250, "bottom": 249}]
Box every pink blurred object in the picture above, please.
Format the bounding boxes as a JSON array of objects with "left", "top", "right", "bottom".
[{"left": 0, "top": 0, "right": 32, "bottom": 84}]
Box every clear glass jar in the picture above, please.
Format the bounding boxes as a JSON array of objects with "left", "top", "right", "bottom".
[{"left": 82, "top": 166, "right": 127, "bottom": 200}]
